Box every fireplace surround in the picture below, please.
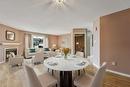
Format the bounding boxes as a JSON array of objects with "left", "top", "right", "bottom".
[{"left": 5, "top": 48, "right": 18, "bottom": 62}]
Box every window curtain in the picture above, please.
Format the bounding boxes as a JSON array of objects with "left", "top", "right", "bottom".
[{"left": 44, "top": 35, "right": 48, "bottom": 48}]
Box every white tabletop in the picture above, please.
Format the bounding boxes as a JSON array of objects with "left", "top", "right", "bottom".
[{"left": 44, "top": 57, "right": 89, "bottom": 71}]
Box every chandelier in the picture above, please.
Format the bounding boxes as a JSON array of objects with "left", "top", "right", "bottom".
[{"left": 54, "top": 0, "right": 65, "bottom": 6}]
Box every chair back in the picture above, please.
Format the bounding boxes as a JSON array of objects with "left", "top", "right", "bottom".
[
  {"left": 24, "top": 65, "right": 42, "bottom": 87},
  {"left": 49, "top": 51, "right": 56, "bottom": 57},
  {"left": 35, "top": 50, "right": 44, "bottom": 59},
  {"left": 76, "top": 51, "right": 84, "bottom": 58},
  {"left": 90, "top": 62, "right": 107, "bottom": 87}
]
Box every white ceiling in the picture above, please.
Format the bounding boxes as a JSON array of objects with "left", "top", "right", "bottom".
[{"left": 0, "top": 0, "right": 130, "bottom": 35}]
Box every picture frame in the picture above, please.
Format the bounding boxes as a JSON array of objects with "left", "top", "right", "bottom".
[{"left": 6, "top": 30, "right": 15, "bottom": 41}]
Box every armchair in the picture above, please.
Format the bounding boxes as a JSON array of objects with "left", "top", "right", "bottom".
[{"left": 8, "top": 53, "right": 24, "bottom": 67}]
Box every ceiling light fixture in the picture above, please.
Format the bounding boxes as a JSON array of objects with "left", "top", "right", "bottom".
[{"left": 55, "top": 0, "right": 65, "bottom": 6}]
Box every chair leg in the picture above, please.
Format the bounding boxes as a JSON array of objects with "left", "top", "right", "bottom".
[
  {"left": 52, "top": 70, "right": 54, "bottom": 75},
  {"left": 48, "top": 68, "right": 49, "bottom": 72},
  {"left": 56, "top": 84, "right": 57, "bottom": 87},
  {"left": 78, "top": 70, "right": 80, "bottom": 76},
  {"left": 83, "top": 68, "right": 86, "bottom": 73}
]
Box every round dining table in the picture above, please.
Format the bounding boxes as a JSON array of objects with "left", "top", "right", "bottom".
[{"left": 44, "top": 57, "right": 89, "bottom": 87}]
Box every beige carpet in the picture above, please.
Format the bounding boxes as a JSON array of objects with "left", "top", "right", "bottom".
[
  {"left": 0, "top": 60, "right": 97, "bottom": 87},
  {"left": 0, "top": 62, "right": 49, "bottom": 87}
]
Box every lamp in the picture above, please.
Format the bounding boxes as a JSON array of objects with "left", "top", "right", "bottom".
[
  {"left": 52, "top": 44, "right": 57, "bottom": 49},
  {"left": 76, "top": 42, "right": 79, "bottom": 45},
  {"left": 52, "top": 44, "right": 57, "bottom": 51}
]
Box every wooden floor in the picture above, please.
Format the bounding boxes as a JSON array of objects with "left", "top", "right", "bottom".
[
  {"left": 0, "top": 62, "right": 130, "bottom": 87},
  {"left": 103, "top": 72, "right": 130, "bottom": 87}
]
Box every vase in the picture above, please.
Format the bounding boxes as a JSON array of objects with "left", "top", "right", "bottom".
[
  {"left": 64, "top": 54, "right": 67, "bottom": 59},
  {"left": 63, "top": 48, "right": 69, "bottom": 59}
]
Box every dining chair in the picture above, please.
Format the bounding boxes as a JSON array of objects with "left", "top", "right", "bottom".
[
  {"left": 76, "top": 51, "right": 84, "bottom": 58},
  {"left": 48, "top": 51, "right": 57, "bottom": 57},
  {"left": 32, "top": 50, "right": 44, "bottom": 64},
  {"left": 75, "top": 51, "right": 85, "bottom": 75},
  {"left": 24, "top": 65, "right": 58, "bottom": 87},
  {"left": 74, "top": 62, "right": 107, "bottom": 87}
]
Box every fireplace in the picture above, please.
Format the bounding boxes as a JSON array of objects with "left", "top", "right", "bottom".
[{"left": 6, "top": 48, "right": 17, "bottom": 62}]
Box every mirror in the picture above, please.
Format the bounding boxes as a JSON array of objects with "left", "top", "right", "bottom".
[
  {"left": 73, "top": 29, "right": 93, "bottom": 57},
  {"left": 75, "top": 34, "right": 85, "bottom": 53},
  {"left": 6, "top": 31, "right": 15, "bottom": 41}
]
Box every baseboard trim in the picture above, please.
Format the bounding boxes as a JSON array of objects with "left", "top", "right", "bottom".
[
  {"left": 107, "top": 69, "right": 130, "bottom": 78},
  {"left": 93, "top": 63, "right": 130, "bottom": 78},
  {"left": 0, "top": 61, "right": 5, "bottom": 64}
]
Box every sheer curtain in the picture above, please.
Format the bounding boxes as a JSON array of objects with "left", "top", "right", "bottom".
[{"left": 44, "top": 35, "right": 48, "bottom": 48}]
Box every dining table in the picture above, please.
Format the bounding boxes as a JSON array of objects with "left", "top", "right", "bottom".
[{"left": 44, "top": 56, "right": 89, "bottom": 87}]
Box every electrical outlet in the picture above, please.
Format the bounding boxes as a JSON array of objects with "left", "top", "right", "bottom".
[{"left": 112, "top": 62, "right": 117, "bottom": 66}]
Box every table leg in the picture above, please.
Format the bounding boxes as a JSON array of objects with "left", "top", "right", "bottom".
[
  {"left": 60, "top": 71, "right": 72, "bottom": 87},
  {"left": 60, "top": 71, "right": 64, "bottom": 87},
  {"left": 78, "top": 70, "right": 80, "bottom": 76}
]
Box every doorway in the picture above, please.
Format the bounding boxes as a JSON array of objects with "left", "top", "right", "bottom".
[{"left": 75, "top": 34, "right": 85, "bottom": 53}]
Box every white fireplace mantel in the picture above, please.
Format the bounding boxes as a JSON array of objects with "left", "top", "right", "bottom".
[
  {"left": 0, "top": 42, "right": 21, "bottom": 46},
  {"left": 0, "top": 42, "right": 21, "bottom": 63}
]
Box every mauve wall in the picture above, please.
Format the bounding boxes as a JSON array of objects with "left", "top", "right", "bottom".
[
  {"left": 0, "top": 24, "right": 25, "bottom": 56},
  {"left": 48, "top": 34, "right": 71, "bottom": 49},
  {"left": 48, "top": 35, "right": 59, "bottom": 48},
  {"left": 58, "top": 33, "right": 71, "bottom": 48},
  {"left": 100, "top": 9, "right": 130, "bottom": 75}
]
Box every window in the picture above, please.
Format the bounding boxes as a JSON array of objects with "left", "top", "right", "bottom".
[{"left": 32, "top": 35, "right": 48, "bottom": 48}]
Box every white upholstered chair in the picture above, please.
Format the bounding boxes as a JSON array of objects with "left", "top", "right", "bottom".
[
  {"left": 24, "top": 65, "right": 58, "bottom": 87},
  {"left": 48, "top": 51, "right": 57, "bottom": 57},
  {"left": 8, "top": 52, "right": 24, "bottom": 67},
  {"left": 76, "top": 51, "right": 84, "bottom": 58},
  {"left": 74, "top": 62, "right": 107, "bottom": 87},
  {"left": 32, "top": 50, "right": 44, "bottom": 64}
]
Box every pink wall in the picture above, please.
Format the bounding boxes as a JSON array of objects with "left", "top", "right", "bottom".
[
  {"left": 100, "top": 8, "right": 130, "bottom": 75},
  {"left": 0, "top": 24, "right": 25, "bottom": 56},
  {"left": 48, "top": 35, "right": 59, "bottom": 48},
  {"left": 58, "top": 34, "right": 71, "bottom": 48},
  {"left": 48, "top": 34, "right": 71, "bottom": 49}
]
